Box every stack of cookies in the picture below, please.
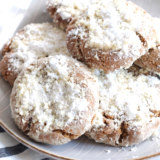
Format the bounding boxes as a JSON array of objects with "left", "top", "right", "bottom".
[{"left": 1, "top": 0, "right": 160, "bottom": 147}]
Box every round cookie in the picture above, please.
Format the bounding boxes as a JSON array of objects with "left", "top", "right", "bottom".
[
  {"left": 135, "top": 18, "right": 160, "bottom": 73},
  {"left": 66, "top": 0, "right": 157, "bottom": 73},
  {"left": 10, "top": 55, "right": 99, "bottom": 145},
  {"left": 85, "top": 67, "right": 160, "bottom": 146},
  {"left": 47, "top": 0, "right": 92, "bottom": 30},
  {"left": 0, "top": 23, "right": 70, "bottom": 85}
]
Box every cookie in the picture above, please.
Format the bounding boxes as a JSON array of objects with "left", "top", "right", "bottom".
[
  {"left": 47, "top": 0, "right": 92, "bottom": 30},
  {"left": 127, "top": 64, "right": 160, "bottom": 78},
  {"left": 85, "top": 67, "right": 160, "bottom": 146},
  {"left": 135, "top": 46, "right": 160, "bottom": 73},
  {"left": 135, "top": 18, "right": 160, "bottom": 73},
  {"left": 154, "top": 18, "right": 160, "bottom": 44},
  {"left": 10, "top": 55, "right": 99, "bottom": 145},
  {"left": 66, "top": 0, "right": 157, "bottom": 73},
  {"left": 0, "top": 23, "right": 70, "bottom": 85}
]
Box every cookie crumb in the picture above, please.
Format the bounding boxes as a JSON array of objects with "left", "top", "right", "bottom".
[
  {"left": 130, "top": 146, "right": 137, "bottom": 152},
  {"left": 105, "top": 149, "right": 111, "bottom": 154}
]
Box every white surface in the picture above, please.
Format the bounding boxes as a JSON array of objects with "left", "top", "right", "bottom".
[{"left": 1, "top": 0, "right": 160, "bottom": 160}]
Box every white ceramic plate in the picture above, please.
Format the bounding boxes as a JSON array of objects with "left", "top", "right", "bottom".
[{"left": 1, "top": 0, "right": 160, "bottom": 159}]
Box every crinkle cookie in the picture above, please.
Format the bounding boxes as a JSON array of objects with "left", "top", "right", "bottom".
[
  {"left": 10, "top": 55, "right": 99, "bottom": 145},
  {"left": 0, "top": 23, "right": 70, "bottom": 85},
  {"left": 66, "top": 0, "right": 157, "bottom": 73},
  {"left": 47, "top": 0, "right": 92, "bottom": 30},
  {"left": 135, "top": 18, "right": 160, "bottom": 73},
  {"left": 85, "top": 67, "right": 160, "bottom": 146}
]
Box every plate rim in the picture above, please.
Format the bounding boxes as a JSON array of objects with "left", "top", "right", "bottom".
[
  {"left": 1, "top": 121, "right": 160, "bottom": 160},
  {"left": 0, "top": 121, "right": 76, "bottom": 160}
]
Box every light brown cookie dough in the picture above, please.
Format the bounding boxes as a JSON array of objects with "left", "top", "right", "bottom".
[
  {"left": 127, "top": 64, "right": 160, "bottom": 78},
  {"left": 0, "top": 23, "right": 70, "bottom": 85},
  {"left": 135, "top": 46, "right": 160, "bottom": 73},
  {"left": 11, "top": 55, "right": 99, "bottom": 145},
  {"left": 47, "top": 0, "right": 92, "bottom": 30},
  {"left": 1, "top": 40, "right": 12, "bottom": 56},
  {"left": 85, "top": 68, "right": 160, "bottom": 146},
  {"left": 66, "top": 0, "right": 157, "bottom": 73},
  {"left": 135, "top": 18, "right": 160, "bottom": 73}
]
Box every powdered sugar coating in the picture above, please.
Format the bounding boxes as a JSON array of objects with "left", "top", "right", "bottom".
[
  {"left": 85, "top": 68, "right": 160, "bottom": 146},
  {"left": 11, "top": 55, "right": 99, "bottom": 145},
  {"left": 154, "top": 18, "right": 160, "bottom": 45},
  {"left": 129, "top": 64, "right": 160, "bottom": 77},
  {"left": 47, "top": 0, "right": 95, "bottom": 29},
  {"left": 8, "top": 23, "right": 70, "bottom": 72},
  {"left": 134, "top": 18, "right": 160, "bottom": 73},
  {"left": 0, "top": 23, "right": 70, "bottom": 85},
  {"left": 135, "top": 45, "right": 160, "bottom": 73},
  {"left": 47, "top": 0, "right": 92, "bottom": 19},
  {"left": 68, "top": 0, "right": 156, "bottom": 55},
  {"left": 66, "top": 0, "right": 157, "bottom": 73},
  {"left": 93, "top": 69, "right": 160, "bottom": 126}
]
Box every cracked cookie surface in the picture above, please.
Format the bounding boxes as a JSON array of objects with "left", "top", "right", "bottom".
[
  {"left": 85, "top": 67, "right": 160, "bottom": 146},
  {"left": 127, "top": 64, "right": 160, "bottom": 78},
  {"left": 135, "top": 18, "right": 160, "bottom": 73},
  {"left": 66, "top": 0, "right": 157, "bottom": 73},
  {"left": 10, "top": 55, "right": 99, "bottom": 145},
  {"left": 0, "top": 23, "right": 70, "bottom": 85},
  {"left": 135, "top": 45, "right": 160, "bottom": 73},
  {"left": 47, "top": 0, "right": 92, "bottom": 30}
]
